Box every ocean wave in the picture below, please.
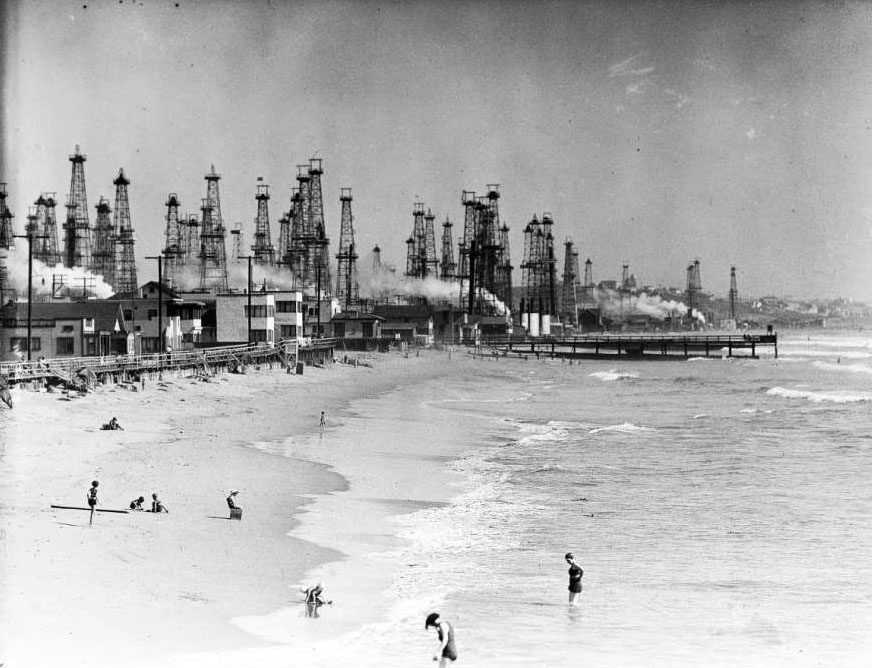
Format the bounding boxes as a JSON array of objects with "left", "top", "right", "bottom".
[
  {"left": 739, "top": 408, "right": 773, "bottom": 414},
  {"left": 813, "top": 361, "right": 872, "bottom": 375},
  {"left": 777, "top": 349, "right": 872, "bottom": 360},
  {"left": 588, "top": 422, "right": 650, "bottom": 434},
  {"left": 588, "top": 370, "right": 639, "bottom": 381},
  {"left": 766, "top": 387, "right": 872, "bottom": 404}
]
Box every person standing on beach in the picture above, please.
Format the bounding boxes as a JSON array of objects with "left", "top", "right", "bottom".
[
  {"left": 425, "top": 613, "right": 457, "bottom": 666},
  {"left": 565, "top": 552, "right": 583, "bottom": 604},
  {"left": 87, "top": 481, "right": 99, "bottom": 525},
  {"left": 319, "top": 411, "right": 326, "bottom": 428}
]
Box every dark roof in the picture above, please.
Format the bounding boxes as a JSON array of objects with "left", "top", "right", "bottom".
[
  {"left": 373, "top": 304, "right": 433, "bottom": 319},
  {"left": 26, "top": 301, "right": 127, "bottom": 332},
  {"left": 331, "top": 313, "right": 384, "bottom": 322}
]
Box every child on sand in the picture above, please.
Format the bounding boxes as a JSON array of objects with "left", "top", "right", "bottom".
[
  {"left": 129, "top": 496, "right": 145, "bottom": 511},
  {"left": 87, "top": 481, "right": 99, "bottom": 525},
  {"left": 425, "top": 613, "right": 457, "bottom": 666},
  {"left": 151, "top": 493, "right": 168, "bottom": 513}
]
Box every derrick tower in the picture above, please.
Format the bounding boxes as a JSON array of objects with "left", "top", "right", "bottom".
[
  {"left": 252, "top": 179, "right": 275, "bottom": 266},
  {"left": 520, "top": 214, "right": 556, "bottom": 335},
  {"left": 277, "top": 212, "right": 291, "bottom": 269},
  {"left": 560, "top": 239, "right": 580, "bottom": 326},
  {"left": 291, "top": 166, "right": 310, "bottom": 283},
  {"left": 334, "top": 188, "right": 359, "bottom": 308},
  {"left": 685, "top": 258, "right": 702, "bottom": 314},
  {"left": 199, "top": 166, "right": 229, "bottom": 292},
  {"left": 423, "top": 209, "right": 439, "bottom": 277},
  {"left": 372, "top": 245, "right": 382, "bottom": 272},
  {"left": 0, "top": 183, "right": 13, "bottom": 304},
  {"left": 580, "top": 258, "right": 595, "bottom": 306},
  {"left": 308, "top": 158, "right": 331, "bottom": 296},
  {"left": 185, "top": 215, "right": 200, "bottom": 274},
  {"left": 440, "top": 216, "right": 456, "bottom": 281},
  {"left": 458, "top": 190, "right": 476, "bottom": 280},
  {"left": 729, "top": 265, "right": 738, "bottom": 320},
  {"left": 91, "top": 196, "right": 115, "bottom": 287},
  {"left": 230, "top": 224, "right": 245, "bottom": 263},
  {"left": 64, "top": 145, "right": 92, "bottom": 269},
  {"left": 162, "top": 194, "right": 183, "bottom": 287},
  {"left": 39, "top": 194, "right": 62, "bottom": 266},
  {"left": 495, "top": 222, "right": 513, "bottom": 313},
  {"left": 113, "top": 169, "right": 137, "bottom": 296},
  {"left": 405, "top": 202, "right": 428, "bottom": 279}
]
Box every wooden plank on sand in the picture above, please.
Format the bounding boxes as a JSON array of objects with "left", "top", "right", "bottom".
[{"left": 50, "top": 504, "right": 129, "bottom": 514}]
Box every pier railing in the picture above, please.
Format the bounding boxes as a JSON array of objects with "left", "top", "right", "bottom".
[{"left": 0, "top": 338, "right": 339, "bottom": 385}]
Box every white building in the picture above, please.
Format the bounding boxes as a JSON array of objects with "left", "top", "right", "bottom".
[
  {"left": 273, "top": 290, "right": 304, "bottom": 341},
  {"left": 215, "top": 293, "right": 276, "bottom": 345}
]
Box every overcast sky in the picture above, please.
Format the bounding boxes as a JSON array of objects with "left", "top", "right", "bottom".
[{"left": 3, "top": 0, "right": 872, "bottom": 300}]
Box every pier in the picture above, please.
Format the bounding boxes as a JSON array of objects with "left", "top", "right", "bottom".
[{"left": 484, "top": 333, "right": 777, "bottom": 360}]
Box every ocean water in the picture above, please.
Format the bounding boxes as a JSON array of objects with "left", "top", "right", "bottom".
[{"left": 215, "top": 331, "right": 872, "bottom": 668}]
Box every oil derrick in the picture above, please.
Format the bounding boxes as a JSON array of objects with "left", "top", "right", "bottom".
[
  {"left": 335, "top": 188, "right": 359, "bottom": 308},
  {"left": 457, "top": 191, "right": 476, "bottom": 280},
  {"left": 560, "top": 239, "right": 580, "bottom": 326},
  {"left": 252, "top": 179, "right": 275, "bottom": 266},
  {"left": 185, "top": 215, "right": 200, "bottom": 274},
  {"left": 372, "top": 245, "right": 382, "bottom": 272},
  {"left": 520, "top": 214, "right": 556, "bottom": 335},
  {"left": 287, "top": 180, "right": 306, "bottom": 280},
  {"left": 230, "top": 224, "right": 245, "bottom": 263},
  {"left": 307, "top": 159, "right": 332, "bottom": 296},
  {"left": 91, "top": 196, "right": 115, "bottom": 287},
  {"left": 580, "top": 258, "right": 595, "bottom": 306},
  {"left": 424, "top": 209, "right": 439, "bottom": 277},
  {"left": 405, "top": 202, "right": 427, "bottom": 278},
  {"left": 729, "top": 265, "right": 738, "bottom": 320},
  {"left": 276, "top": 212, "right": 290, "bottom": 268},
  {"left": 440, "top": 216, "right": 456, "bottom": 281},
  {"left": 495, "top": 223, "right": 513, "bottom": 314},
  {"left": 64, "top": 145, "right": 92, "bottom": 269},
  {"left": 685, "top": 258, "right": 702, "bottom": 314},
  {"left": 32, "top": 195, "right": 53, "bottom": 265},
  {"left": 39, "top": 194, "right": 62, "bottom": 266},
  {"left": 0, "top": 183, "right": 13, "bottom": 304},
  {"left": 112, "top": 169, "right": 137, "bottom": 296},
  {"left": 475, "top": 186, "right": 503, "bottom": 309},
  {"left": 162, "top": 194, "right": 183, "bottom": 287},
  {"left": 199, "top": 166, "right": 229, "bottom": 292}
]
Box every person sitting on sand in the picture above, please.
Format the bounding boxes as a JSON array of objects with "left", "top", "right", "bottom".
[
  {"left": 301, "top": 582, "right": 331, "bottom": 617},
  {"left": 151, "top": 493, "right": 168, "bottom": 513},
  {"left": 226, "top": 490, "right": 240, "bottom": 510},
  {"left": 108, "top": 417, "right": 123, "bottom": 430},
  {"left": 425, "top": 612, "right": 457, "bottom": 666},
  {"left": 129, "top": 496, "right": 145, "bottom": 511}
]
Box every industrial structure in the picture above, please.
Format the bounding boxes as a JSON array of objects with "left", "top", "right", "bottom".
[
  {"left": 685, "top": 259, "right": 702, "bottom": 315},
  {"left": 112, "top": 169, "right": 138, "bottom": 296},
  {"left": 729, "top": 265, "right": 738, "bottom": 321},
  {"left": 440, "top": 216, "right": 456, "bottom": 281},
  {"left": 519, "top": 213, "right": 557, "bottom": 335},
  {"left": 252, "top": 178, "right": 275, "bottom": 266},
  {"left": 334, "top": 187, "right": 359, "bottom": 308},
  {"left": 162, "top": 193, "right": 184, "bottom": 287},
  {"left": 63, "top": 145, "right": 92, "bottom": 270},
  {"left": 405, "top": 202, "right": 439, "bottom": 279},
  {"left": 91, "top": 196, "right": 115, "bottom": 287},
  {"left": 198, "top": 165, "right": 229, "bottom": 292},
  {"left": 560, "top": 239, "right": 581, "bottom": 327},
  {"left": 286, "top": 159, "right": 332, "bottom": 298},
  {"left": 0, "top": 183, "right": 13, "bottom": 304}
]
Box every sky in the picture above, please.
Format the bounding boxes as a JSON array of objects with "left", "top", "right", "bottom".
[{"left": 3, "top": 0, "right": 872, "bottom": 301}]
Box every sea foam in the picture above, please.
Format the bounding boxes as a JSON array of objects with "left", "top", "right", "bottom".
[{"left": 766, "top": 386, "right": 872, "bottom": 404}]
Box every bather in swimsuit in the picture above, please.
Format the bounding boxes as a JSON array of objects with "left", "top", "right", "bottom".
[
  {"left": 438, "top": 622, "right": 458, "bottom": 661},
  {"left": 568, "top": 563, "right": 583, "bottom": 593}
]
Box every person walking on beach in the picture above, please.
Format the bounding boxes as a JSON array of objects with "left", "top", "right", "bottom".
[
  {"left": 319, "top": 411, "right": 326, "bottom": 428},
  {"left": 565, "top": 552, "right": 583, "bottom": 604},
  {"left": 87, "top": 480, "right": 99, "bottom": 525},
  {"left": 425, "top": 613, "right": 457, "bottom": 666}
]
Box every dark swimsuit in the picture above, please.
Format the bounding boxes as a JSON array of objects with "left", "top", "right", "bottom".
[
  {"left": 568, "top": 563, "right": 583, "bottom": 593},
  {"left": 438, "top": 623, "right": 457, "bottom": 661},
  {"left": 88, "top": 489, "right": 97, "bottom": 508}
]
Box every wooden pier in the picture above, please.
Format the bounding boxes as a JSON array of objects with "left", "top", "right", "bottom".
[{"left": 484, "top": 333, "right": 777, "bottom": 360}]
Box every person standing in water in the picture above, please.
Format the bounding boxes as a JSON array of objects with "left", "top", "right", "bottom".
[
  {"left": 565, "top": 552, "right": 583, "bottom": 604},
  {"left": 319, "top": 411, "right": 326, "bottom": 428},
  {"left": 87, "top": 481, "right": 99, "bottom": 525},
  {"left": 425, "top": 613, "right": 457, "bottom": 666}
]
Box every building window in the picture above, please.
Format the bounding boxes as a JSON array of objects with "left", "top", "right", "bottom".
[
  {"left": 56, "top": 337, "right": 75, "bottom": 355},
  {"left": 123, "top": 310, "right": 133, "bottom": 321},
  {"left": 276, "top": 301, "right": 298, "bottom": 313},
  {"left": 10, "top": 337, "right": 41, "bottom": 353},
  {"left": 61, "top": 325, "right": 74, "bottom": 333},
  {"left": 147, "top": 309, "right": 158, "bottom": 320},
  {"left": 244, "top": 305, "right": 269, "bottom": 318},
  {"left": 279, "top": 325, "right": 297, "bottom": 338},
  {"left": 251, "top": 329, "right": 269, "bottom": 342}
]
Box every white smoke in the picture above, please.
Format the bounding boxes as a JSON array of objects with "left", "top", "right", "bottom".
[
  {"left": 4, "top": 245, "right": 115, "bottom": 299},
  {"left": 595, "top": 288, "right": 704, "bottom": 323},
  {"left": 166, "top": 260, "right": 300, "bottom": 292}
]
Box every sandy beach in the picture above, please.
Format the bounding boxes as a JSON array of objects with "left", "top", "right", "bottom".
[{"left": 0, "top": 351, "right": 462, "bottom": 668}]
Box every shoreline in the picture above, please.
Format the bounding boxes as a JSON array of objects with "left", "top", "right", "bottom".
[{"left": 0, "top": 350, "right": 467, "bottom": 668}]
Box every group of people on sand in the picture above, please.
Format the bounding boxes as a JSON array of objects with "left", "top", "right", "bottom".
[{"left": 83, "top": 481, "right": 168, "bottom": 525}]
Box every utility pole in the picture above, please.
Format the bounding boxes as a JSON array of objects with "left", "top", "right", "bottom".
[
  {"left": 238, "top": 255, "right": 253, "bottom": 344},
  {"left": 13, "top": 232, "right": 47, "bottom": 361}
]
